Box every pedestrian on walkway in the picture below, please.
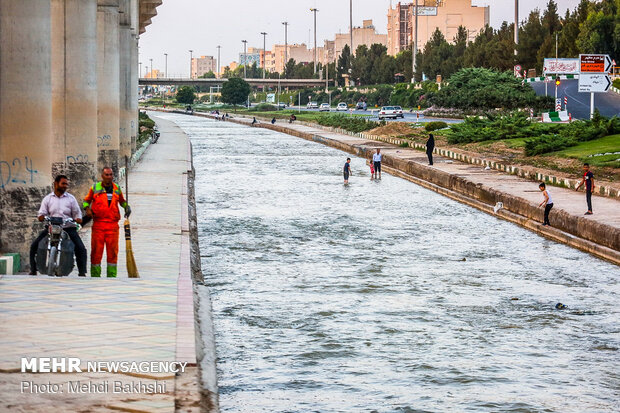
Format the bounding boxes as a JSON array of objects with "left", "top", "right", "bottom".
[
  {"left": 369, "top": 160, "right": 375, "bottom": 179},
  {"left": 575, "top": 163, "right": 595, "bottom": 215},
  {"left": 426, "top": 134, "right": 435, "bottom": 165},
  {"left": 538, "top": 183, "right": 553, "bottom": 226},
  {"left": 83, "top": 167, "right": 131, "bottom": 277},
  {"left": 372, "top": 148, "right": 382, "bottom": 179},
  {"left": 271, "top": 117, "right": 276, "bottom": 124},
  {"left": 251, "top": 117, "right": 257, "bottom": 126},
  {"left": 29, "top": 175, "right": 87, "bottom": 276},
  {"left": 343, "top": 158, "right": 352, "bottom": 184}
]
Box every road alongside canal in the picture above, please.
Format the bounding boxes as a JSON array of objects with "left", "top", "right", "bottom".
[{"left": 155, "top": 112, "right": 619, "bottom": 413}]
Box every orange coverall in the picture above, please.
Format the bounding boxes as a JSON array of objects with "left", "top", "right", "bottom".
[{"left": 83, "top": 182, "right": 129, "bottom": 277}]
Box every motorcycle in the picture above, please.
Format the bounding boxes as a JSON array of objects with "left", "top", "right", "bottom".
[
  {"left": 152, "top": 127, "right": 160, "bottom": 143},
  {"left": 36, "top": 217, "right": 76, "bottom": 277}
]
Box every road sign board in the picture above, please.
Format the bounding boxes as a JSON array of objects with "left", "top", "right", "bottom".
[
  {"left": 579, "top": 54, "right": 612, "bottom": 73},
  {"left": 578, "top": 73, "right": 612, "bottom": 93},
  {"left": 544, "top": 58, "right": 579, "bottom": 75}
]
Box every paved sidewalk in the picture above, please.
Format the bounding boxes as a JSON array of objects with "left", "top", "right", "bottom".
[{"left": 0, "top": 119, "right": 197, "bottom": 412}]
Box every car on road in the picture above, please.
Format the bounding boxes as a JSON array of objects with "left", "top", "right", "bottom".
[
  {"left": 276, "top": 102, "right": 287, "bottom": 109},
  {"left": 378, "top": 106, "right": 399, "bottom": 120},
  {"left": 355, "top": 101, "right": 366, "bottom": 110},
  {"left": 393, "top": 106, "right": 404, "bottom": 118},
  {"left": 336, "top": 102, "right": 348, "bottom": 111},
  {"left": 307, "top": 101, "right": 319, "bottom": 109},
  {"left": 319, "top": 103, "right": 331, "bottom": 112}
]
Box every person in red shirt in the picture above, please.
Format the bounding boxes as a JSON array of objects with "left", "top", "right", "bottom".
[
  {"left": 83, "top": 167, "right": 131, "bottom": 277},
  {"left": 576, "top": 163, "right": 595, "bottom": 215}
]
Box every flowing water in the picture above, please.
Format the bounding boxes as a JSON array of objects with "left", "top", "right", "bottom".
[{"left": 156, "top": 112, "right": 619, "bottom": 412}]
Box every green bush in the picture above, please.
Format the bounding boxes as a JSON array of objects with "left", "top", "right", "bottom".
[
  {"left": 425, "top": 121, "right": 448, "bottom": 131},
  {"left": 524, "top": 135, "right": 577, "bottom": 156},
  {"left": 316, "top": 114, "right": 379, "bottom": 133},
  {"left": 252, "top": 103, "right": 277, "bottom": 112},
  {"left": 613, "top": 78, "right": 620, "bottom": 89},
  {"left": 429, "top": 68, "right": 553, "bottom": 112}
]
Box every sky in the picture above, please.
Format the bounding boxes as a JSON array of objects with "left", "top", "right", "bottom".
[{"left": 139, "top": 0, "right": 583, "bottom": 78}]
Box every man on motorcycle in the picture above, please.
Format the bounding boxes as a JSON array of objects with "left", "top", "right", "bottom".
[
  {"left": 29, "top": 174, "right": 86, "bottom": 276},
  {"left": 83, "top": 167, "right": 131, "bottom": 278}
]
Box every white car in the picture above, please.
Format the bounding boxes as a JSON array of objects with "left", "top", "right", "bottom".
[
  {"left": 307, "top": 101, "right": 319, "bottom": 109},
  {"left": 319, "top": 103, "right": 331, "bottom": 112},
  {"left": 393, "top": 106, "right": 404, "bottom": 118},
  {"left": 378, "top": 106, "right": 399, "bottom": 120},
  {"left": 336, "top": 102, "right": 348, "bottom": 111}
]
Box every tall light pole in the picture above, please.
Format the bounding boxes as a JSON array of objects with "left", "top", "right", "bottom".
[
  {"left": 242, "top": 40, "right": 248, "bottom": 78},
  {"left": 216, "top": 45, "right": 221, "bottom": 78},
  {"left": 261, "top": 32, "right": 267, "bottom": 79},
  {"left": 139, "top": 61, "right": 142, "bottom": 78},
  {"left": 189, "top": 49, "right": 193, "bottom": 78},
  {"left": 149, "top": 58, "right": 153, "bottom": 78},
  {"left": 164, "top": 53, "right": 168, "bottom": 78},
  {"left": 514, "top": 0, "right": 519, "bottom": 56},
  {"left": 282, "top": 21, "right": 289, "bottom": 76},
  {"left": 412, "top": 0, "right": 418, "bottom": 83},
  {"left": 349, "top": 0, "right": 353, "bottom": 54},
  {"left": 310, "top": 8, "right": 318, "bottom": 74}
]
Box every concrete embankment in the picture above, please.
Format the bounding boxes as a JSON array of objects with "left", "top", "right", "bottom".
[{"left": 146, "top": 108, "right": 620, "bottom": 265}]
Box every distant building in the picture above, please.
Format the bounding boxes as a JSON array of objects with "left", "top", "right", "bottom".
[
  {"left": 146, "top": 69, "right": 162, "bottom": 79},
  {"left": 266, "top": 43, "right": 325, "bottom": 74},
  {"left": 239, "top": 47, "right": 261, "bottom": 67},
  {"left": 330, "top": 19, "right": 387, "bottom": 60},
  {"left": 387, "top": 0, "right": 489, "bottom": 56},
  {"left": 191, "top": 55, "right": 216, "bottom": 79}
]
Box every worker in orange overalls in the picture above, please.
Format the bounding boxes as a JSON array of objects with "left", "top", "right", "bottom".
[{"left": 83, "top": 167, "right": 131, "bottom": 277}]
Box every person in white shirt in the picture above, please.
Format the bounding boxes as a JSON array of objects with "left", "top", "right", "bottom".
[
  {"left": 538, "top": 182, "right": 554, "bottom": 226},
  {"left": 29, "top": 175, "right": 87, "bottom": 276},
  {"left": 372, "top": 148, "right": 382, "bottom": 179}
]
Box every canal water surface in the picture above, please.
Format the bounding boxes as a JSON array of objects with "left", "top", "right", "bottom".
[{"left": 156, "top": 112, "right": 619, "bottom": 412}]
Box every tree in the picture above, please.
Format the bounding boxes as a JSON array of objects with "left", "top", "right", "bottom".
[
  {"left": 221, "top": 78, "right": 251, "bottom": 106},
  {"left": 176, "top": 86, "right": 196, "bottom": 104},
  {"left": 199, "top": 71, "right": 216, "bottom": 79},
  {"left": 336, "top": 44, "right": 352, "bottom": 86},
  {"left": 517, "top": 10, "right": 545, "bottom": 71},
  {"left": 576, "top": 0, "right": 619, "bottom": 57}
]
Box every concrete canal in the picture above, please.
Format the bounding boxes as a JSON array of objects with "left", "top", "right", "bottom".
[{"left": 155, "top": 112, "right": 619, "bottom": 412}]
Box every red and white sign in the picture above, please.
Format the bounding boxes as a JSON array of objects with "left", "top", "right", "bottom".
[
  {"left": 544, "top": 58, "right": 579, "bottom": 75},
  {"left": 579, "top": 54, "right": 612, "bottom": 73},
  {"left": 514, "top": 65, "right": 522, "bottom": 77}
]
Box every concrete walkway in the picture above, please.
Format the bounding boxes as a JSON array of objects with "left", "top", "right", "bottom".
[{"left": 0, "top": 119, "right": 198, "bottom": 412}]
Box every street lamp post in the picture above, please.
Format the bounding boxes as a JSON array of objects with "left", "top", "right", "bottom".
[
  {"left": 164, "top": 53, "right": 168, "bottom": 78},
  {"left": 139, "top": 61, "right": 142, "bottom": 78},
  {"left": 216, "top": 46, "right": 221, "bottom": 78},
  {"left": 149, "top": 58, "right": 153, "bottom": 78},
  {"left": 310, "top": 8, "right": 318, "bottom": 74},
  {"left": 412, "top": 0, "right": 418, "bottom": 83},
  {"left": 282, "top": 21, "right": 289, "bottom": 76},
  {"left": 242, "top": 40, "right": 248, "bottom": 78},
  {"left": 514, "top": 0, "right": 519, "bottom": 56},
  {"left": 261, "top": 32, "right": 267, "bottom": 79},
  {"left": 189, "top": 49, "right": 193, "bottom": 79},
  {"left": 349, "top": 0, "right": 353, "bottom": 54}
]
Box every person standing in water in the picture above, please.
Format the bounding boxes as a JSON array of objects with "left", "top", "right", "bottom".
[
  {"left": 343, "top": 158, "right": 352, "bottom": 184},
  {"left": 372, "top": 149, "right": 382, "bottom": 179}
]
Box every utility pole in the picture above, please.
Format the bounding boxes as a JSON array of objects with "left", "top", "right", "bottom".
[
  {"left": 261, "top": 32, "right": 267, "bottom": 79},
  {"left": 311, "top": 8, "right": 318, "bottom": 74},
  {"left": 349, "top": 0, "right": 353, "bottom": 54},
  {"left": 189, "top": 49, "right": 193, "bottom": 78},
  {"left": 514, "top": 0, "right": 519, "bottom": 56},
  {"left": 412, "top": 0, "right": 418, "bottom": 83},
  {"left": 216, "top": 46, "right": 221, "bottom": 78},
  {"left": 164, "top": 53, "right": 168, "bottom": 78},
  {"left": 282, "top": 21, "right": 289, "bottom": 76},
  {"left": 242, "top": 40, "right": 248, "bottom": 78}
]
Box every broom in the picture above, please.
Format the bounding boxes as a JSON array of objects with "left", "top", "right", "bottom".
[{"left": 124, "top": 156, "right": 139, "bottom": 278}]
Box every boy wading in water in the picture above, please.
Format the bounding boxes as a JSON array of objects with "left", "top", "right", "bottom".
[
  {"left": 343, "top": 158, "right": 352, "bottom": 184},
  {"left": 538, "top": 182, "right": 553, "bottom": 226}
]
